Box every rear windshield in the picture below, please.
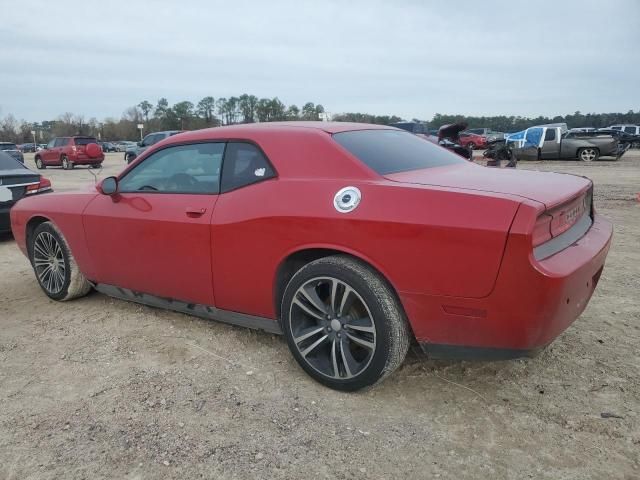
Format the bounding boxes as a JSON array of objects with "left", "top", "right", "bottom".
[
  {"left": 74, "top": 137, "right": 97, "bottom": 145},
  {"left": 0, "top": 143, "right": 18, "bottom": 150},
  {"left": 333, "top": 129, "right": 466, "bottom": 175},
  {"left": 0, "top": 151, "right": 26, "bottom": 170}
]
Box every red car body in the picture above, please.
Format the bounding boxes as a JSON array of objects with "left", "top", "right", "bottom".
[
  {"left": 458, "top": 132, "right": 488, "bottom": 150},
  {"left": 11, "top": 122, "right": 612, "bottom": 359},
  {"left": 35, "top": 136, "right": 104, "bottom": 169}
]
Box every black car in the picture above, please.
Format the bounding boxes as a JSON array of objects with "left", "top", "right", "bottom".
[
  {"left": 0, "top": 142, "right": 25, "bottom": 163},
  {"left": 19, "top": 143, "right": 37, "bottom": 153},
  {"left": 99, "top": 141, "right": 117, "bottom": 153},
  {"left": 0, "top": 151, "right": 52, "bottom": 233}
]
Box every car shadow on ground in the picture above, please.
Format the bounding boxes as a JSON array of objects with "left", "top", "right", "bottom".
[{"left": 0, "top": 232, "right": 15, "bottom": 243}]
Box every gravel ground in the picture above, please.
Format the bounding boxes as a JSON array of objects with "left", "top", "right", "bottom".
[{"left": 1, "top": 150, "right": 639, "bottom": 479}]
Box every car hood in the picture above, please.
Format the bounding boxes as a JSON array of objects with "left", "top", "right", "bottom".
[{"left": 384, "top": 162, "right": 591, "bottom": 209}]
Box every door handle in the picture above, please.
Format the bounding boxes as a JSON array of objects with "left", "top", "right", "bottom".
[{"left": 185, "top": 207, "right": 207, "bottom": 217}]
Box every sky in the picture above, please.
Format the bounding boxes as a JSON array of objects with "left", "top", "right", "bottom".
[{"left": 1, "top": 0, "right": 639, "bottom": 122}]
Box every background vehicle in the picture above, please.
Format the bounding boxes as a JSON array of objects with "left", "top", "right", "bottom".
[
  {"left": 608, "top": 124, "right": 639, "bottom": 135},
  {"left": 11, "top": 122, "right": 611, "bottom": 391},
  {"left": 114, "top": 141, "right": 136, "bottom": 152},
  {"left": 458, "top": 132, "right": 487, "bottom": 150},
  {"left": 0, "top": 151, "right": 51, "bottom": 233},
  {"left": 125, "top": 130, "right": 182, "bottom": 163},
  {"left": 597, "top": 128, "right": 640, "bottom": 149},
  {"left": 483, "top": 138, "right": 516, "bottom": 167},
  {"left": 99, "top": 141, "right": 117, "bottom": 152},
  {"left": 507, "top": 123, "right": 624, "bottom": 161},
  {"left": 34, "top": 136, "right": 104, "bottom": 170},
  {"left": 18, "top": 143, "right": 37, "bottom": 153},
  {"left": 0, "top": 142, "right": 25, "bottom": 163},
  {"left": 465, "top": 127, "right": 505, "bottom": 141}
]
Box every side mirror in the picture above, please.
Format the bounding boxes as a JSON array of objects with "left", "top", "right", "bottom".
[
  {"left": 137, "top": 141, "right": 144, "bottom": 147},
  {"left": 100, "top": 176, "right": 118, "bottom": 195}
]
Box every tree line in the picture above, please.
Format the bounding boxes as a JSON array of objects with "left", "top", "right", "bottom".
[
  {"left": 0, "top": 95, "right": 326, "bottom": 143},
  {"left": 1, "top": 96, "right": 639, "bottom": 144}
]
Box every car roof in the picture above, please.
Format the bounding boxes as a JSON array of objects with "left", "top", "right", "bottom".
[{"left": 173, "top": 122, "right": 395, "bottom": 142}]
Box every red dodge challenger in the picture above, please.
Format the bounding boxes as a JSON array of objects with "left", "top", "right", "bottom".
[{"left": 10, "top": 122, "right": 612, "bottom": 391}]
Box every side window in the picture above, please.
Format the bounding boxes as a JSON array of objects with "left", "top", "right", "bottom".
[
  {"left": 54, "top": 138, "right": 67, "bottom": 147},
  {"left": 46, "top": 139, "right": 56, "bottom": 149},
  {"left": 221, "top": 142, "right": 275, "bottom": 193},
  {"left": 611, "top": 126, "right": 621, "bottom": 131},
  {"left": 624, "top": 126, "right": 636, "bottom": 134},
  {"left": 119, "top": 143, "right": 224, "bottom": 194},
  {"left": 544, "top": 128, "right": 556, "bottom": 141}
]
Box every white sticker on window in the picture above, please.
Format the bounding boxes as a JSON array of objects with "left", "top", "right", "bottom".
[{"left": 254, "top": 167, "right": 266, "bottom": 177}]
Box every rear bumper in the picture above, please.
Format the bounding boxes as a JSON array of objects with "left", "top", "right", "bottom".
[
  {"left": 401, "top": 213, "right": 613, "bottom": 358},
  {"left": 69, "top": 154, "right": 104, "bottom": 164}
]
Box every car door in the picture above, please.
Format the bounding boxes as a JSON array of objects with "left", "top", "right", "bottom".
[
  {"left": 210, "top": 142, "right": 277, "bottom": 316},
  {"left": 540, "top": 127, "right": 559, "bottom": 159},
  {"left": 517, "top": 127, "right": 543, "bottom": 160},
  {"left": 83, "top": 142, "right": 225, "bottom": 306},
  {"left": 52, "top": 138, "right": 68, "bottom": 165},
  {"left": 42, "top": 139, "right": 56, "bottom": 163}
]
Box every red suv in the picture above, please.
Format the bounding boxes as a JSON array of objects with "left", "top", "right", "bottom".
[{"left": 35, "top": 136, "right": 104, "bottom": 170}]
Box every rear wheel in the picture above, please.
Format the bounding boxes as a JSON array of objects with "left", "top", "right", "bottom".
[
  {"left": 35, "top": 156, "right": 45, "bottom": 169},
  {"left": 467, "top": 142, "right": 476, "bottom": 150},
  {"left": 578, "top": 147, "right": 599, "bottom": 162},
  {"left": 61, "top": 155, "right": 73, "bottom": 169},
  {"left": 29, "top": 222, "right": 91, "bottom": 301},
  {"left": 281, "top": 255, "right": 410, "bottom": 391}
]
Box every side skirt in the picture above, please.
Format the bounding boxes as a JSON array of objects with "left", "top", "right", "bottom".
[
  {"left": 419, "top": 342, "right": 542, "bottom": 361},
  {"left": 95, "top": 283, "right": 283, "bottom": 335}
]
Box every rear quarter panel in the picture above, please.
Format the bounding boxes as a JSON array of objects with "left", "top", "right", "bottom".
[{"left": 211, "top": 178, "right": 521, "bottom": 319}]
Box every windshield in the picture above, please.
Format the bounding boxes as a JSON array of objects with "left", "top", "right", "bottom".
[
  {"left": 0, "top": 143, "right": 18, "bottom": 151},
  {"left": 333, "top": 129, "right": 466, "bottom": 175},
  {"left": 0, "top": 151, "right": 26, "bottom": 170}
]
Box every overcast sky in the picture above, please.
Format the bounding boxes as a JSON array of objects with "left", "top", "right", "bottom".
[{"left": 1, "top": 0, "right": 639, "bottom": 122}]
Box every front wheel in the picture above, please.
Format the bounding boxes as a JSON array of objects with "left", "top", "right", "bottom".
[
  {"left": 281, "top": 255, "right": 410, "bottom": 391},
  {"left": 578, "top": 147, "right": 599, "bottom": 162},
  {"left": 29, "top": 222, "right": 92, "bottom": 301},
  {"left": 35, "top": 156, "right": 45, "bottom": 169}
]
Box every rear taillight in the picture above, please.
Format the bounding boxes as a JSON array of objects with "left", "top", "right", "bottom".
[
  {"left": 533, "top": 189, "right": 591, "bottom": 248},
  {"left": 532, "top": 214, "right": 552, "bottom": 247},
  {"left": 26, "top": 177, "right": 52, "bottom": 195}
]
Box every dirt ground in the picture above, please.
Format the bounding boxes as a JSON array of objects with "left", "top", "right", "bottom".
[{"left": 1, "top": 150, "right": 639, "bottom": 480}]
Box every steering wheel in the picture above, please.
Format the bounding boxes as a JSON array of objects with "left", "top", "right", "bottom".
[{"left": 166, "top": 173, "right": 198, "bottom": 190}]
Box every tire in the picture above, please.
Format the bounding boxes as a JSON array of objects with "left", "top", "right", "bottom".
[
  {"left": 281, "top": 255, "right": 410, "bottom": 391},
  {"left": 61, "top": 155, "right": 73, "bottom": 170},
  {"left": 35, "top": 156, "right": 45, "bottom": 169},
  {"left": 467, "top": 142, "right": 476, "bottom": 150},
  {"left": 125, "top": 153, "right": 136, "bottom": 164},
  {"left": 578, "top": 147, "right": 599, "bottom": 162},
  {"left": 29, "top": 222, "right": 92, "bottom": 301}
]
